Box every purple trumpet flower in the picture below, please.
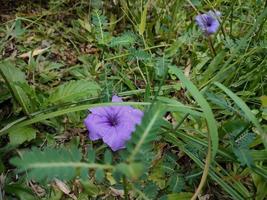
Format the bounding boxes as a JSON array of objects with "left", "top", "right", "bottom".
[
  {"left": 84, "top": 96, "right": 143, "bottom": 151},
  {"left": 195, "top": 10, "right": 221, "bottom": 35}
]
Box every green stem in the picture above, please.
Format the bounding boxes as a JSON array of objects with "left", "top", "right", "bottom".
[
  {"left": 207, "top": 36, "right": 216, "bottom": 57},
  {"left": 191, "top": 131, "right": 212, "bottom": 200},
  {"left": 123, "top": 176, "right": 129, "bottom": 200}
]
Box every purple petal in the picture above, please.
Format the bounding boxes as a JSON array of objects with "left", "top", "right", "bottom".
[
  {"left": 112, "top": 95, "right": 123, "bottom": 102},
  {"left": 195, "top": 10, "right": 221, "bottom": 35},
  {"left": 102, "top": 128, "right": 126, "bottom": 151},
  {"left": 207, "top": 21, "right": 220, "bottom": 34},
  {"left": 84, "top": 95, "right": 144, "bottom": 151},
  {"left": 195, "top": 14, "right": 208, "bottom": 30},
  {"left": 84, "top": 114, "right": 104, "bottom": 140}
]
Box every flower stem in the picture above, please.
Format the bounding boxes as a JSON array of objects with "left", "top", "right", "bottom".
[
  {"left": 123, "top": 175, "right": 129, "bottom": 200},
  {"left": 207, "top": 36, "right": 216, "bottom": 57}
]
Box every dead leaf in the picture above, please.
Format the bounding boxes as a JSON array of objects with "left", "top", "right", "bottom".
[
  {"left": 18, "top": 47, "right": 49, "bottom": 58},
  {"left": 54, "top": 178, "right": 77, "bottom": 200},
  {"left": 184, "top": 59, "right": 191, "bottom": 78}
]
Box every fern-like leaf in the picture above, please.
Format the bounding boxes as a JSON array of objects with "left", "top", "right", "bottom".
[
  {"left": 10, "top": 147, "right": 112, "bottom": 181},
  {"left": 127, "top": 49, "right": 151, "bottom": 61},
  {"left": 109, "top": 32, "right": 136, "bottom": 47},
  {"left": 125, "top": 103, "right": 165, "bottom": 162}
]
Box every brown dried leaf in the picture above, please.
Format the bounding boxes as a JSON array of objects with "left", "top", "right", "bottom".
[{"left": 18, "top": 47, "right": 49, "bottom": 58}]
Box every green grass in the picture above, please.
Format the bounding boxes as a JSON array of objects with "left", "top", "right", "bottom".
[{"left": 0, "top": 0, "right": 267, "bottom": 199}]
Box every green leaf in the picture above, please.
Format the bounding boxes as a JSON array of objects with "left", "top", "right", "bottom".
[
  {"left": 13, "top": 19, "right": 26, "bottom": 37},
  {"left": 154, "top": 56, "right": 170, "bottom": 78},
  {"left": 252, "top": 172, "right": 267, "bottom": 200},
  {"left": 167, "top": 192, "right": 193, "bottom": 200},
  {"left": 104, "top": 150, "right": 112, "bottom": 164},
  {"left": 8, "top": 126, "right": 36, "bottom": 145},
  {"left": 116, "top": 163, "right": 144, "bottom": 180},
  {"left": 10, "top": 147, "right": 113, "bottom": 181},
  {"left": 109, "top": 33, "right": 136, "bottom": 47},
  {"left": 87, "top": 147, "right": 96, "bottom": 163},
  {"left": 260, "top": 96, "right": 267, "bottom": 107},
  {"left": 80, "top": 180, "right": 101, "bottom": 197},
  {"left": 165, "top": 132, "right": 247, "bottom": 200},
  {"left": 128, "top": 49, "right": 151, "bottom": 61},
  {"left": 214, "top": 82, "right": 267, "bottom": 148},
  {"left": 167, "top": 174, "right": 185, "bottom": 193},
  {"left": 0, "top": 61, "right": 35, "bottom": 114},
  {"left": 48, "top": 80, "right": 100, "bottom": 104},
  {"left": 126, "top": 103, "right": 165, "bottom": 162},
  {"left": 169, "top": 66, "right": 218, "bottom": 159},
  {"left": 143, "top": 183, "right": 159, "bottom": 199},
  {"left": 95, "top": 168, "right": 105, "bottom": 183},
  {"left": 139, "top": 1, "right": 149, "bottom": 35},
  {"left": 233, "top": 148, "right": 253, "bottom": 167}
]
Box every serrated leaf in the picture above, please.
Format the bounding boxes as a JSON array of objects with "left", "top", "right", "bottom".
[
  {"left": 0, "top": 61, "right": 35, "bottom": 114},
  {"left": 48, "top": 80, "right": 100, "bottom": 104},
  {"left": 128, "top": 49, "right": 151, "bottom": 61},
  {"left": 233, "top": 148, "right": 253, "bottom": 167},
  {"left": 143, "top": 183, "right": 159, "bottom": 199},
  {"left": 9, "top": 126, "right": 36, "bottom": 145},
  {"left": 154, "top": 56, "right": 170, "bottom": 78},
  {"left": 109, "top": 33, "right": 136, "bottom": 47},
  {"left": 167, "top": 174, "right": 184, "bottom": 193}
]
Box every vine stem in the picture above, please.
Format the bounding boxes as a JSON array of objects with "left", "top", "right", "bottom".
[{"left": 190, "top": 128, "right": 212, "bottom": 200}]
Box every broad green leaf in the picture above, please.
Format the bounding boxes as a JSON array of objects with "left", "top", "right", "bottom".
[
  {"left": 9, "top": 126, "right": 36, "bottom": 145},
  {"left": 0, "top": 61, "right": 34, "bottom": 114},
  {"left": 48, "top": 80, "right": 100, "bottom": 104},
  {"left": 167, "top": 174, "right": 184, "bottom": 192}
]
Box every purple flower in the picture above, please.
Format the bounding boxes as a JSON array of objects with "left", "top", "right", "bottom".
[
  {"left": 84, "top": 96, "right": 143, "bottom": 151},
  {"left": 195, "top": 10, "right": 221, "bottom": 35}
]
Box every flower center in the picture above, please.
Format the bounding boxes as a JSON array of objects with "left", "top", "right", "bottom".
[
  {"left": 107, "top": 114, "right": 119, "bottom": 127},
  {"left": 205, "top": 16, "right": 213, "bottom": 27}
]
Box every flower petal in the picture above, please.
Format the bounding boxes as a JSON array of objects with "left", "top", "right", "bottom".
[
  {"left": 102, "top": 127, "right": 126, "bottom": 151},
  {"left": 84, "top": 114, "right": 106, "bottom": 140},
  {"left": 112, "top": 95, "right": 123, "bottom": 102}
]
